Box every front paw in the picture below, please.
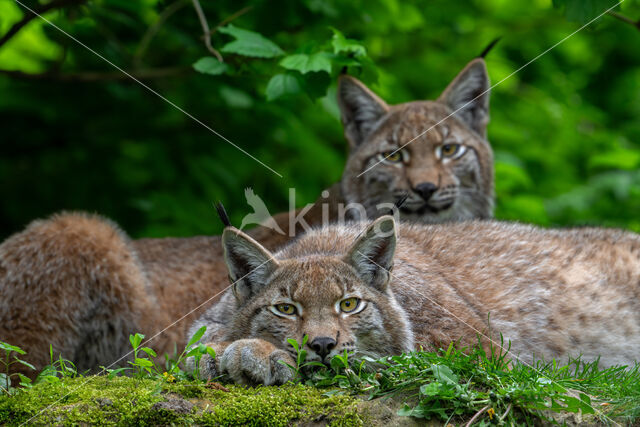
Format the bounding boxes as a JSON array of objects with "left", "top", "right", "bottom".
[{"left": 219, "top": 339, "right": 295, "bottom": 385}]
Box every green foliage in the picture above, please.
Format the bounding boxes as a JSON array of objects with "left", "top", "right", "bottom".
[
  {"left": 4, "top": 334, "right": 640, "bottom": 424},
  {"left": 218, "top": 24, "right": 285, "bottom": 58},
  {"left": 280, "top": 52, "right": 332, "bottom": 74},
  {"left": 553, "top": 0, "right": 621, "bottom": 23},
  {"left": 266, "top": 72, "right": 301, "bottom": 101},
  {"left": 0, "top": 342, "right": 34, "bottom": 395},
  {"left": 192, "top": 57, "right": 228, "bottom": 75},
  {"left": 0, "top": 1, "right": 639, "bottom": 238},
  {"left": 34, "top": 345, "right": 80, "bottom": 386},
  {"left": 284, "top": 336, "right": 640, "bottom": 424},
  {"left": 101, "top": 327, "right": 214, "bottom": 381}
]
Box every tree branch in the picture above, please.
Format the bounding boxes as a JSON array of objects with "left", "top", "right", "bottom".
[
  {"left": 607, "top": 10, "right": 640, "bottom": 30},
  {"left": 134, "top": 0, "right": 190, "bottom": 65},
  {"left": 0, "top": 66, "right": 191, "bottom": 82},
  {"left": 208, "top": 6, "right": 253, "bottom": 37},
  {"left": 0, "top": 0, "right": 87, "bottom": 49},
  {"left": 191, "top": 0, "right": 223, "bottom": 62}
]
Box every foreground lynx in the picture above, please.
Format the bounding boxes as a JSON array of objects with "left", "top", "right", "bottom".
[
  {"left": 0, "top": 58, "right": 494, "bottom": 376},
  {"left": 189, "top": 216, "right": 640, "bottom": 385}
]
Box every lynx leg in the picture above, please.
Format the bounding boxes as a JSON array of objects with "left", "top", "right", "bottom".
[
  {"left": 0, "top": 213, "right": 158, "bottom": 378},
  {"left": 219, "top": 339, "right": 295, "bottom": 385}
]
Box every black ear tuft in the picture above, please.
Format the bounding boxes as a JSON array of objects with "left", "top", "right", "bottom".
[
  {"left": 395, "top": 193, "right": 409, "bottom": 211},
  {"left": 478, "top": 37, "right": 501, "bottom": 58},
  {"left": 215, "top": 202, "right": 232, "bottom": 227},
  {"left": 385, "top": 192, "right": 409, "bottom": 216}
]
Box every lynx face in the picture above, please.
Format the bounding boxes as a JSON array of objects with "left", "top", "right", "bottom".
[
  {"left": 221, "top": 217, "right": 413, "bottom": 364},
  {"left": 338, "top": 59, "right": 494, "bottom": 222}
]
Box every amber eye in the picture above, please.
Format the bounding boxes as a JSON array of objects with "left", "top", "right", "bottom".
[
  {"left": 379, "top": 150, "right": 404, "bottom": 164},
  {"left": 440, "top": 143, "right": 460, "bottom": 158},
  {"left": 441, "top": 144, "right": 459, "bottom": 157},
  {"left": 275, "top": 303, "right": 296, "bottom": 315},
  {"left": 339, "top": 297, "right": 360, "bottom": 313}
]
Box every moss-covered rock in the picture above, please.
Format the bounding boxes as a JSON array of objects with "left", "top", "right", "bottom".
[{"left": 0, "top": 377, "right": 365, "bottom": 426}]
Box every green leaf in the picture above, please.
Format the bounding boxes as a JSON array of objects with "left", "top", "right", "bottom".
[
  {"left": 17, "top": 373, "right": 32, "bottom": 386},
  {"left": 287, "top": 338, "right": 299, "bottom": 352},
  {"left": 13, "top": 358, "right": 36, "bottom": 370},
  {"left": 140, "top": 347, "right": 157, "bottom": 358},
  {"left": 431, "top": 364, "right": 458, "bottom": 385},
  {"left": 187, "top": 326, "right": 207, "bottom": 348},
  {"left": 219, "top": 24, "right": 284, "bottom": 58},
  {"left": 331, "top": 28, "right": 366, "bottom": 57},
  {"left": 266, "top": 73, "right": 302, "bottom": 101},
  {"left": 133, "top": 358, "right": 153, "bottom": 368},
  {"left": 280, "top": 52, "right": 332, "bottom": 74},
  {"left": 420, "top": 382, "right": 441, "bottom": 396},
  {"left": 554, "top": 0, "right": 620, "bottom": 24},
  {"left": 130, "top": 333, "right": 143, "bottom": 349},
  {"left": 588, "top": 149, "right": 640, "bottom": 171},
  {"left": 42, "top": 375, "right": 61, "bottom": 384},
  {"left": 106, "top": 367, "right": 128, "bottom": 379},
  {"left": 193, "top": 57, "right": 228, "bottom": 75},
  {"left": 397, "top": 403, "right": 426, "bottom": 418},
  {"left": 0, "top": 342, "right": 26, "bottom": 355}
]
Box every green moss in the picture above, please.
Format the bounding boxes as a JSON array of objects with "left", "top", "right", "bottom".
[{"left": 0, "top": 377, "right": 363, "bottom": 426}]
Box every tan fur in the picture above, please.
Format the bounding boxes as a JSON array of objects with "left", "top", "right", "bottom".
[
  {"left": 0, "top": 58, "right": 495, "bottom": 377},
  {"left": 190, "top": 218, "right": 640, "bottom": 384},
  {"left": 338, "top": 58, "right": 494, "bottom": 222}
]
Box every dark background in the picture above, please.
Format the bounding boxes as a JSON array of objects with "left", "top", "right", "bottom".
[{"left": 0, "top": 0, "right": 638, "bottom": 240}]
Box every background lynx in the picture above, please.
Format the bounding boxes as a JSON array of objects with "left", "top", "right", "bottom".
[
  {"left": 337, "top": 57, "right": 494, "bottom": 222},
  {"left": 189, "top": 217, "right": 640, "bottom": 385},
  {"left": 0, "top": 58, "right": 494, "bottom": 378}
]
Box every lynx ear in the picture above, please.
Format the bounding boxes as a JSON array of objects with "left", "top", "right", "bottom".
[
  {"left": 344, "top": 216, "right": 397, "bottom": 291},
  {"left": 438, "top": 58, "right": 490, "bottom": 138},
  {"left": 222, "top": 227, "right": 279, "bottom": 304},
  {"left": 337, "top": 75, "right": 390, "bottom": 149}
]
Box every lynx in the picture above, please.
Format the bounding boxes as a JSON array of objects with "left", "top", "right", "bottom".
[
  {"left": 189, "top": 217, "right": 640, "bottom": 385},
  {"left": 0, "top": 58, "right": 495, "bottom": 377}
]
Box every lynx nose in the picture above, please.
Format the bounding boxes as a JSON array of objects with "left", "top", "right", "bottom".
[
  {"left": 415, "top": 182, "right": 438, "bottom": 201},
  {"left": 309, "top": 336, "right": 337, "bottom": 359}
]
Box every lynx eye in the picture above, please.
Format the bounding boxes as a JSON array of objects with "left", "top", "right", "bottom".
[
  {"left": 438, "top": 143, "right": 466, "bottom": 159},
  {"left": 378, "top": 150, "right": 405, "bottom": 164},
  {"left": 339, "top": 297, "right": 360, "bottom": 313},
  {"left": 275, "top": 303, "right": 296, "bottom": 315}
]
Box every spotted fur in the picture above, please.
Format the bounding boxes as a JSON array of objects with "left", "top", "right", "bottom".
[{"left": 189, "top": 217, "right": 640, "bottom": 385}]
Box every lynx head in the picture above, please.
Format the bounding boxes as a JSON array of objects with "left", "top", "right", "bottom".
[
  {"left": 221, "top": 216, "right": 413, "bottom": 363},
  {"left": 338, "top": 58, "right": 494, "bottom": 223}
]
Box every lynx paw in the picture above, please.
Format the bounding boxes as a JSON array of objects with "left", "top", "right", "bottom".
[{"left": 219, "top": 339, "right": 295, "bottom": 385}]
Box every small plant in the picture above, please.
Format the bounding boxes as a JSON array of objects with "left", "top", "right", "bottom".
[
  {"left": 33, "top": 345, "right": 79, "bottom": 385},
  {"left": 100, "top": 327, "right": 215, "bottom": 382},
  {"left": 0, "top": 341, "right": 35, "bottom": 395},
  {"left": 281, "top": 335, "right": 324, "bottom": 381},
  {"left": 163, "top": 325, "right": 216, "bottom": 381}
]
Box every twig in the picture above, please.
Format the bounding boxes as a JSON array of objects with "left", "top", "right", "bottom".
[
  {"left": 465, "top": 405, "right": 488, "bottom": 427},
  {"left": 208, "top": 6, "right": 253, "bottom": 36},
  {"left": 0, "top": 66, "right": 191, "bottom": 82},
  {"left": 607, "top": 10, "right": 640, "bottom": 30},
  {"left": 191, "top": 0, "right": 223, "bottom": 62},
  {"left": 0, "top": 0, "right": 87, "bottom": 49},
  {"left": 134, "top": 0, "right": 190, "bottom": 65}
]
